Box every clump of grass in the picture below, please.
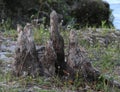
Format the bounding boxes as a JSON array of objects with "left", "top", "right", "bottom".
[
  {"left": 34, "top": 25, "right": 49, "bottom": 45},
  {"left": 3, "top": 29, "right": 17, "bottom": 40},
  {"left": 5, "top": 53, "right": 13, "bottom": 57}
]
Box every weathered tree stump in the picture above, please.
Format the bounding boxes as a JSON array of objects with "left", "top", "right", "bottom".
[
  {"left": 14, "top": 23, "right": 43, "bottom": 77},
  {"left": 67, "top": 29, "right": 100, "bottom": 81},
  {"left": 50, "top": 11, "right": 67, "bottom": 76}
]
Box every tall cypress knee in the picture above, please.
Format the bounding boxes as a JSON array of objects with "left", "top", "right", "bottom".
[{"left": 50, "top": 10, "right": 66, "bottom": 76}]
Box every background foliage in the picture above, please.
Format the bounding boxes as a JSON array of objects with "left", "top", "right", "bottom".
[{"left": 0, "top": 0, "right": 113, "bottom": 29}]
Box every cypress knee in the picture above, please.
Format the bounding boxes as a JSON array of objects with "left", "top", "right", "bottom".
[
  {"left": 50, "top": 11, "right": 67, "bottom": 76},
  {"left": 14, "top": 23, "right": 43, "bottom": 77},
  {"left": 67, "top": 29, "right": 100, "bottom": 81}
]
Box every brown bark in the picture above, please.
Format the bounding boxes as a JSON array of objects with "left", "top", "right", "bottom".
[
  {"left": 14, "top": 23, "right": 43, "bottom": 77},
  {"left": 50, "top": 10, "right": 67, "bottom": 76}
]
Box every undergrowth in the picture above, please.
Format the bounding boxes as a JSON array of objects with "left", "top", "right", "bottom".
[{"left": 0, "top": 27, "right": 120, "bottom": 92}]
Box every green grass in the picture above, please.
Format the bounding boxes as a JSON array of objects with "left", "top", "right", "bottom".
[
  {"left": 3, "top": 29, "right": 17, "bottom": 41},
  {"left": 3, "top": 29, "right": 17, "bottom": 37},
  {"left": 34, "top": 26, "right": 49, "bottom": 45},
  {"left": 0, "top": 27, "right": 120, "bottom": 92}
]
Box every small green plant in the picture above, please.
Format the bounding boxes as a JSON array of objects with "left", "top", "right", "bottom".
[
  {"left": 101, "top": 21, "right": 107, "bottom": 28},
  {"left": 2, "top": 18, "right": 12, "bottom": 31},
  {"left": 3, "top": 29, "right": 17, "bottom": 40},
  {"left": 34, "top": 25, "right": 49, "bottom": 45}
]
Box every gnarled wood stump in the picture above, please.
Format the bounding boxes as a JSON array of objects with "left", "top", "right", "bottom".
[
  {"left": 14, "top": 23, "right": 43, "bottom": 77},
  {"left": 50, "top": 11, "right": 67, "bottom": 76},
  {"left": 67, "top": 29, "right": 100, "bottom": 81}
]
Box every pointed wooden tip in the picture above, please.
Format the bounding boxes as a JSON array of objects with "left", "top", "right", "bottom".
[
  {"left": 17, "top": 24, "right": 23, "bottom": 33},
  {"left": 50, "top": 10, "right": 57, "bottom": 18},
  {"left": 69, "top": 29, "right": 78, "bottom": 44}
]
